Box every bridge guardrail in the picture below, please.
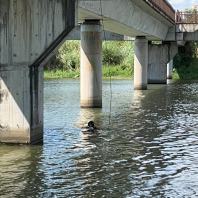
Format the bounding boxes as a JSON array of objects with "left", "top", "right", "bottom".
[
  {"left": 176, "top": 11, "right": 198, "bottom": 24},
  {"left": 144, "top": 0, "right": 175, "bottom": 23}
]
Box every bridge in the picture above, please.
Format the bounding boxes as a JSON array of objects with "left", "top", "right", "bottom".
[{"left": 0, "top": 0, "right": 197, "bottom": 144}]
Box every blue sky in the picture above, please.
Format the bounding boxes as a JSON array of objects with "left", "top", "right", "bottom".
[{"left": 168, "top": 0, "right": 198, "bottom": 10}]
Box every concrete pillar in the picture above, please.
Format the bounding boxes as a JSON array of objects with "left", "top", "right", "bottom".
[
  {"left": 0, "top": 65, "right": 43, "bottom": 144},
  {"left": 134, "top": 36, "right": 148, "bottom": 90},
  {"left": 167, "top": 59, "right": 173, "bottom": 79},
  {"left": 148, "top": 44, "right": 169, "bottom": 84},
  {"left": 80, "top": 20, "right": 102, "bottom": 108}
]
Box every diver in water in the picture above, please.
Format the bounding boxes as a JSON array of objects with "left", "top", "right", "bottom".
[{"left": 81, "top": 121, "right": 97, "bottom": 133}]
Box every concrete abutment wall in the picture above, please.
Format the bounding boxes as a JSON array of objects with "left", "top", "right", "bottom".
[{"left": 0, "top": 0, "right": 75, "bottom": 144}]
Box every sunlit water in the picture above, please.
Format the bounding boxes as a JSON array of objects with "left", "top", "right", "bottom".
[{"left": 0, "top": 80, "right": 198, "bottom": 198}]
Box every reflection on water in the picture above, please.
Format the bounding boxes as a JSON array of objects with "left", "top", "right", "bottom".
[{"left": 0, "top": 80, "right": 198, "bottom": 197}]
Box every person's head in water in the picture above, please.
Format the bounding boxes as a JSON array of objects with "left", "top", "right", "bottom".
[{"left": 88, "top": 121, "right": 95, "bottom": 128}]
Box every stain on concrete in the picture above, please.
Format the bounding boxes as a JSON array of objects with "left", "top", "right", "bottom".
[
  {"left": 0, "top": 123, "right": 8, "bottom": 132},
  {"left": 0, "top": 89, "right": 8, "bottom": 103}
]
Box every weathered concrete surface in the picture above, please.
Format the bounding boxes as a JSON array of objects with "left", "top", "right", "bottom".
[
  {"left": 148, "top": 42, "right": 178, "bottom": 83},
  {"left": 0, "top": 66, "right": 43, "bottom": 144},
  {"left": 0, "top": 0, "right": 75, "bottom": 144},
  {"left": 176, "top": 24, "right": 198, "bottom": 41},
  {"left": 66, "top": 25, "right": 125, "bottom": 41},
  {"left": 80, "top": 21, "right": 102, "bottom": 108},
  {"left": 148, "top": 44, "right": 169, "bottom": 84},
  {"left": 134, "top": 37, "right": 148, "bottom": 90},
  {"left": 78, "top": 0, "right": 174, "bottom": 40}
]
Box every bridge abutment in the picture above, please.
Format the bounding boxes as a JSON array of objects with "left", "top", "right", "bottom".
[
  {"left": 134, "top": 36, "right": 148, "bottom": 90},
  {"left": 80, "top": 20, "right": 102, "bottom": 108},
  {"left": 0, "top": 65, "right": 43, "bottom": 144},
  {"left": 0, "top": 0, "right": 75, "bottom": 144}
]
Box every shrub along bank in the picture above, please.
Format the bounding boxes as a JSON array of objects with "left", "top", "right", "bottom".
[
  {"left": 45, "top": 41, "right": 134, "bottom": 79},
  {"left": 173, "top": 42, "right": 198, "bottom": 80},
  {"left": 45, "top": 40, "right": 198, "bottom": 80}
]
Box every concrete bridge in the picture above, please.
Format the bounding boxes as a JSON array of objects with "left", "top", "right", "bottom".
[{"left": 0, "top": 0, "right": 197, "bottom": 144}]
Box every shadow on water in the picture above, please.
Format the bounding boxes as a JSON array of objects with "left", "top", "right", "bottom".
[{"left": 0, "top": 145, "right": 46, "bottom": 198}]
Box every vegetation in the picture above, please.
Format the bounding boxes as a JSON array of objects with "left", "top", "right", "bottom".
[
  {"left": 173, "top": 42, "right": 198, "bottom": 80},
  {"left": 173, "top": 8, "right": 198, "bottom": 80},
  {"left": 45, "top": 41, "right": 134, "bottom": 79},
  {"left": 173, "top": 58, "right": 198, "bottom": 80},
  {"left": 45, "top": 40, "right": 198, "bottom": 80}
]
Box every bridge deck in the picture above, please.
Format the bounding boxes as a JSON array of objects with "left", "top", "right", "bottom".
[{"left": 144, "top": 0, "right": 175, "bottom": 23}]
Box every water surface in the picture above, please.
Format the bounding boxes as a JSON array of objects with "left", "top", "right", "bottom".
[{"left": 0, "top": 80, "right": 198, "bottom": 197}]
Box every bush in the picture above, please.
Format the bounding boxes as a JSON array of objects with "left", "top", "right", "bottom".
[
  {"left": 103, "top": 41, "right": 124, "bottom": 65},
  {"left": 46, "top": 40, "right": 134, "bottom": 78},
  {"left": 56, "top": 41, "right": 80, "bottom": 71}
]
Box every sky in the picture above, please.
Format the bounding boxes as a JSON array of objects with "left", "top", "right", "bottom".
[{"left": 168, "top": 0, "right": 198, "bottom": 10}]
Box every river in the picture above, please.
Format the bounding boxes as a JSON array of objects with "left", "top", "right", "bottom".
[{"left": 0, "top": 79, "right": 198, "bottom": 198}]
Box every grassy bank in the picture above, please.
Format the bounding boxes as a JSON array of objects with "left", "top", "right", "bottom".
[
  {"left": 45, "top": 41, "right": 198, "bottom": 80},
  {"left": 44, "top": 64, "right": 133, "bottom": 79},
  {"left": 45, "top": 40, "right": 134, "bottom": 79},
  {"left": 44, "top": 60, "right": 198, "bottom": 80}
]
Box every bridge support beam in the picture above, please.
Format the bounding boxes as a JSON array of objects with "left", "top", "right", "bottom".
[
  {"left": 167, "top": 59, "right": 173, "bottom": 79},
  {"left": 148, "top": 43, "right": 169, "bottom": 84},
  {"left": 134, "top": 36, "right": 148, "bottom": 90},
  {"left": 80, "top": 20, "right": 102, "bottom": 108},
  {"left": 0, "top": 65, "right": 43, "bottom": 144}
]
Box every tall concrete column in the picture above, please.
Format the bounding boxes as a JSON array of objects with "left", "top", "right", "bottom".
[
  {"left": 134, "top": 36, "right": 148, "bottom": 90},
  {"left": 80, "top": 20, "right": 102, "bottom": 108},
  {"left": 167, "top": 59, "right": 173, "bottom": 79}
]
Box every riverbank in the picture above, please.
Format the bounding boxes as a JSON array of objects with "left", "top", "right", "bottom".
[
  {"left": 45, "top": 41, "right": 198, "bottom": 81},
  {"left": 44, "top": 60, "right": 198, "bottom": 80},
  {"left": 44, "top": 64, "right": 133, "bottom": 80}
]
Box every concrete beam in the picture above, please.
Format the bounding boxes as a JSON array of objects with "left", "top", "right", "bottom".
[
  {"left": 78, "top": 0, "right": 172, "bottom": 40},
  {"left": 176, "top": 24, "right": 198, "bottom": 41},
  {"left": 66, "top": 26, "right": 125, "bottom": 41}
]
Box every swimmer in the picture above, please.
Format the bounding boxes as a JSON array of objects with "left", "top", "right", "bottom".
[{"left": 81, "top": 121, "right": 98, "bottom": 134}]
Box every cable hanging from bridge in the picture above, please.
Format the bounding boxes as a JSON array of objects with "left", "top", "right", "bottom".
[{"left": 100, "top": 0, "right": 113, "bottom": 125}]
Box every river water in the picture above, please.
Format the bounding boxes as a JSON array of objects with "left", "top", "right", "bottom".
[{"left": 0, "top": 79, "right": 198, "bottom": 198}]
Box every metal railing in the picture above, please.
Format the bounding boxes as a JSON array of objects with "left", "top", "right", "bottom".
[
  {"left": 176, "top": 11, "right": 198, "bottom": 24},
  {"left": 144, "top": 0, "right": 175, "bottom": 23}
]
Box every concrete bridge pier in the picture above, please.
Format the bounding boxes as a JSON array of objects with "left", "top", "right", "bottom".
[
  {"left": 148, "top": 43, "right": 169, "bottom": 84},
  {"left": 134, "top": 36, "right": 148, "bottom": 90},
  {"left": 167, "top": 59, "right": 173, "bottom": 79},
  {"left": 80, "top": 20, "right": 102, "bottom": 108},
  {"left": 148, "top": 42, "right": 178, "bottom": 83},
  {"left": 0, "top": 0, "right": 75, "bottom": 144}
]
